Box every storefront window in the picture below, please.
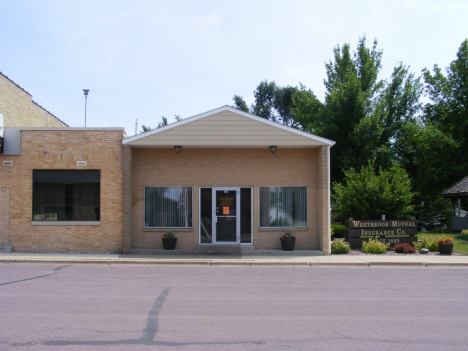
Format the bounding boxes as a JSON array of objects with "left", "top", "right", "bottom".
[
  {"left": 145, "top": 187, "right": 192, "bottom": 228},
  {"left": 33, "top": 170, "right": 100, "bottom": 221},
  {"left": 259, "top": 186, "right": 307, "bottom": 227}
]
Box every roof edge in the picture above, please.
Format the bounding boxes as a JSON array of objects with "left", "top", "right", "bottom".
[
  {"left": 9, "top": 127, "right": 124, "bottom": 131},
  {"left": 442, "top": 175, "right": 468, "bottom": 196},
  {"left": 123, "top": 105, "right": 336, "bottom": 146}
]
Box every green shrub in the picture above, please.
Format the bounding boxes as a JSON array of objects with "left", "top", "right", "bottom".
[
  {"left": 362, "top": 238, "right": 389, "bottom": 254},
  {"left": 331, "top": 239, "right": 351, "bottom": 254},
  {"left": 331, "top": 224, "right": 346, "bottom": 238},
  {"left": 461, "top": 229, "right": 468, "bottom": 235},
  {"left": 413, "top": 236, "right": 439, "bottom": 252},
  {"left": 455, "top": 233, "right": 468, "bottom": 241}
]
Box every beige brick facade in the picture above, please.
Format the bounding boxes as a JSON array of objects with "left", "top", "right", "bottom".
[
  {"left": 0, "top": 129, "right": 124, "bottom": 252},
  {"left": 127, "top": 147, "right": 329, "bottom": 252},
  {"left": 0, "top": 72, "right": 67, "bottom": 128},
  {"left": 0, "top": 88, "right": 333, "bottom": 254},
  {"left": 0, "top": 188, "right": 9, "bottom": 246}
]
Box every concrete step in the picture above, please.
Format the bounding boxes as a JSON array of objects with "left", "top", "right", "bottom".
[{"left": 127, "top": 247, "right": 323, "bottom": 256}]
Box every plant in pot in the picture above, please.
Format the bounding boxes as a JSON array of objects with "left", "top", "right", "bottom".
[
  {"left": 280, "top": 231, "right": 296, "bottom": 251},
  {"left": 438, "top": 237, "right": 454, "bottom": 255},
  {"left": 162, "top": 230, "right": 178, "bottom": 250}
]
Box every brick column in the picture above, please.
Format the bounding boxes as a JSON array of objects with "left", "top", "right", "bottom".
[
  {"left": 317, "top": 145, "right": 331, "bottom": 255},
  {"left": 122, "top": 145, "right": 133, "bottom": 253}
]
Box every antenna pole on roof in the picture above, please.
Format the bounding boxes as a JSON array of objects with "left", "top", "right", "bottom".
[
  {"left": 83, "top": 89, "right": 90, "bottom": 127},
  {"left": 135, "top": 118, "right": 138, "bottom": 135}
]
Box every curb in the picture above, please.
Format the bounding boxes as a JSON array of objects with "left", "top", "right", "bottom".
[{"left": 1, "top": 258, "right": 468, "bottom": 267}]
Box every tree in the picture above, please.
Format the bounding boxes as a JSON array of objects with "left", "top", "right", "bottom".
[
  {"left": 333, "top": 163, "right": 413, "bottom": 221},
  {"left": 423, "top": 39, "right": 468, "bottom": 185},
  {"left": 232, "top": 81, "right": 302, "bottom": 127},
  {"left": 140, "top": 115, "right": 181, "bottom": 133},
  {"left": 394, "top": 122, "right": 457, "bottom": 228},
  {"left": 317, "top": 36, "right": 385, "bottom": 184},
  {"left": 140, "top": 125, "right": 152, "bottom": 133},
  {"left": 292, "top": 84, "right": 323, "bottom": 133},
  {"left": 273, "top": 85, "right": 300, "bottom": 127},
  {"left": 232, "top": 95, "right": 249, "bottom": 112},
  {"left": 250, "top": 80, "right": 277, "bottom": 120}
]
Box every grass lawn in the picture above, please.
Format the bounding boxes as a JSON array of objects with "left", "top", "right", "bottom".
[{"left": 417, "top": 232, "right": 468, "bottom": 255}]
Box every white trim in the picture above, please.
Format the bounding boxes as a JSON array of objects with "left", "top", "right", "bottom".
[
  {"left": 123, "top": 106, "right": 335, "bottom": 146},
  {"left": 32, "top": 221, "right": 101, "bottom": 226}
]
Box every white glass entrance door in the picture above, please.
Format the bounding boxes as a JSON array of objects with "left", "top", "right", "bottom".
[{"left": 213, "top": 188, "right": 240, "bottom": 243}]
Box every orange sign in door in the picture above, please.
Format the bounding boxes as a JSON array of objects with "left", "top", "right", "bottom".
[{"left": 223, "top": 206, "right": 229, "bottom": 215}]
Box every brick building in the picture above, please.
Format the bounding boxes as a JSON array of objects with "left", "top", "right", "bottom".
[
  {"left": 0, "top": 74, "right": 334, "bottom": 254},
  {"left": 0, "top": 72, "right": 124, "bottom": 253},
  {"left": 123, "top": 106, "right": 334, "bottom": 254},
  {"left": 0, "top": 72, "right": 67, "bottom": 128}
]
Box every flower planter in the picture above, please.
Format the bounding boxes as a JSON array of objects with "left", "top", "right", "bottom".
[
  {"left": 280, "top": 238, "right": 295, "bottom": 251},
  {"left": 162, "top": 237, "right": 178, "bottom": 250},
  {"left": 438, "top": 243, "right": 453, "bottom": 255}
]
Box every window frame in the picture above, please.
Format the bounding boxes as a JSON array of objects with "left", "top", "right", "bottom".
[
  {"left": 258, "top": 185, "right": 308, "bottom": 228},
  {"left": 144, "top": 186, "right": 193, "bottom": 229}
]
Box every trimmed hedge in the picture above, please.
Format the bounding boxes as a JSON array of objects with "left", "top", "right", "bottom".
[
  {"left": 455, "top": 233, "right": 468, "bottom": 241},
  {"left": 331, "top": 224, "right": 346, "bottom": 238}
]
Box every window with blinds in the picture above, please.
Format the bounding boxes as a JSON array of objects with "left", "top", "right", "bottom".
[
  {"left": 259, "top": 186, "right": 307, "bottom": 227},
  {"left": 144, "top": 187, "right": 193, "bottom": 228},
  {"left": 32, "top": 170, "right": 100, "bottom": 221}
]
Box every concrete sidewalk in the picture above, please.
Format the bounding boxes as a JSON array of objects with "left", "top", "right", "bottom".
[{"left": 1, "top": 251, "right": 468, "bottom": 266}]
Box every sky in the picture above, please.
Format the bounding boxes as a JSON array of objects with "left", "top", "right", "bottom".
[{"left": 1, "top": 0, "right": 467, "bottom": 136}]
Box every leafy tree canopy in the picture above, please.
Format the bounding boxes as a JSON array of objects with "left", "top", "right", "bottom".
[
  {"left": 140, "top": 115, "right": 182, "bottom": 133},
  {"left": 422, "top": 39, "right": 468, "bottom": 184},
  {"left": 333, "top": 163, "right": 413, "bottom": 221}
]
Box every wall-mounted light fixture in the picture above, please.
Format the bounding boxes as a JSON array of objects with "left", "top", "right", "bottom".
[
  {"left": 174, "top": 146, "right": 182, "bottom": 154},
  {"left": 269, "top": 146, "right": 277, "bottom": 154}
]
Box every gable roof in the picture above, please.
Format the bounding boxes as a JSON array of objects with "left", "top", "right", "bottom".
[
  {"left": 443, "top": 176, "right": 468, "bottom": 197},
  {"left": 123, "top": 106, "right": 335, "bottom": 147}
]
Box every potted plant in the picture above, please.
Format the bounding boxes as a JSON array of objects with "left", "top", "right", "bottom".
[
  {"left": 438, "top": 237, "right": 454, "bottom": 255},
  {"left": 280, "top": 231, "right": 296, "bottom": 251},
  {"left": 162, "top": 230, "right": 178, "bottom": 250}
]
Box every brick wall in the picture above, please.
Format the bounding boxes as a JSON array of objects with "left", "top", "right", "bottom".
[
  {"left": 0, "top": 73, "right": 67, "bottom": 127},
  {"left": 129, "top": 147, "right": 327, "bottom": 251},
  {"left": 0, "top": 129, "right": 124, "bottom": 252},
  {"left": 0, "top": 188, "right": 9, "bottom": 246}
]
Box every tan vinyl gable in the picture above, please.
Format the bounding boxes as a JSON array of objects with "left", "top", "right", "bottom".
[{"left": 125, "top": 108, "right": 332, "bottom": 147}]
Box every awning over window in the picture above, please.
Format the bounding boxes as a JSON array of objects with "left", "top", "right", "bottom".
[{"left": 33, "top": 170, "right": 100, "bottom": 182}]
